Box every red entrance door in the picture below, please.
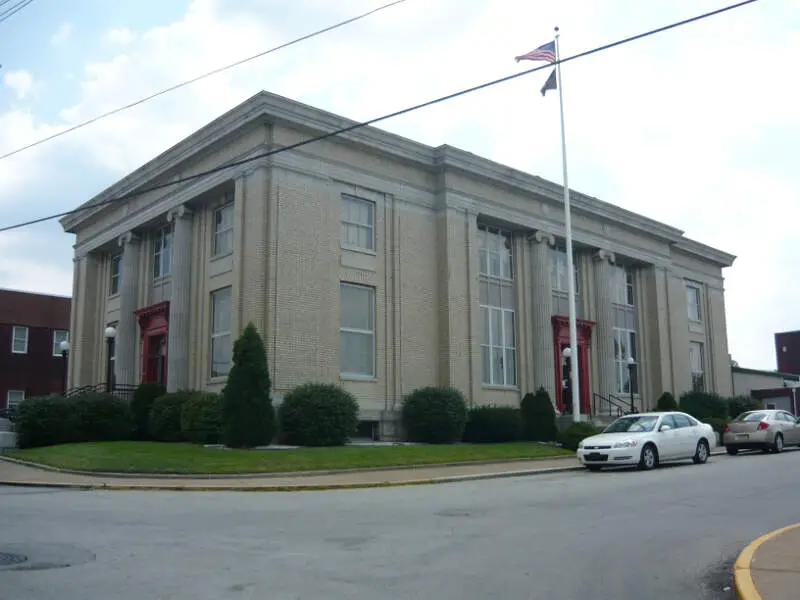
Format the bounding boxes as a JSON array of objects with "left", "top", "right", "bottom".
[
  {"left": 551, "top": 315, "right": 595, "bottom": 415},
  {"left": 134, "top": 301, "right": 170, "bottom": 387}
]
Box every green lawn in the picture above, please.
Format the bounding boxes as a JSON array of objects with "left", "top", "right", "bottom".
[{"left": 9, "top": 441, "right": 572, "bottom": 475}]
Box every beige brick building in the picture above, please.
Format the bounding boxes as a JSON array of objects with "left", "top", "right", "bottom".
[{"left": 60, "top": 91, "right": 736, "bottom": 437}]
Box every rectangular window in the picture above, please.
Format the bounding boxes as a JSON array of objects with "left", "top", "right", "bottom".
[
  {"left": 340, "top": 283, "right": 375, "bottom": 377},
  {"left": 613, "top": 328, "right": 638, "bottom": 395},
  {"left": 11, "top": 326, "right": 28, "bottom": 354},
  {"left": 210, "top": 287, "right": 232, "bottom": 378},
  {"left": 689, "top": 341, "right": 705, "bottom": 391},
  {"left": 612, "top": 265, "right": 634, "bottom": 306},
  {"left": 478, "top": 224, "right": 514, "bottom": 279},
  {"left": 153, "top": 225, "right": 173, "bottom": 278},
  {"left": 109, "top": 254, "right": 122, "bottom": 295},
  {"left": 478, "top": 225, "right": 517, "bottom": 387},
  {"left": 7, "top": 390, "right": 24, "bottom": 410},
  {"left": 340, "top": 195, "right": 375, "bottom": 251},
  {"left": 212, "top": 203, "right": 234, "bottom": 256},
  {"left": 687, "top": 284, "right": 702, "bottom": 322},
  {"left": 52, "top": 330, "right": 69, "bottom": 357},
  {"left": 550, "top": 248, "right": 579, "bottom": 295}
]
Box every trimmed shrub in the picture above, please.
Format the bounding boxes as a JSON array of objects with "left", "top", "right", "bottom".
[
  {"left": 726, "top": 395, "right": 763, "bottom": 420},
  {"left": 655, "top": 392, "right": 678, "bottom": 412},
  {"left": 221, "top": 322, "right": 276, "bottom": 448},
  {"left": 401, "top": 386, "right": 468, "bottom": 444},
  {"left": 149, "top": 392, "right": 189, "bottom": 442},
  {"left": 679, "top": 391, "right": 728, "bottom": 421},
  {"left": 180, "top": 392, "right": 224, "bottom": 444},
  {"left": 131, "top": 382, "right": 166, "bottom": 440},
  {"left": 15, "top": 395, "right": 79, "bottom": 449},
  {"left": 73, "top": 392, "right": 133, "bottom": 442},
  {"left": 557, "top": 422, "right": 603, "bottom": 451},
  {"left": 462, "top": 405, "right": 522, "bottom": 443},
  {"left": 520, "top": 387, "right": 558, "bottom": 442},
  {"left": 278, "top": 383, "right": 359, "bottom": 446}
]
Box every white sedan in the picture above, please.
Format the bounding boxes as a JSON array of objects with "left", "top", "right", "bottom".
[{"left": 576, "top": 411, "right": 717, "bottom": 471}]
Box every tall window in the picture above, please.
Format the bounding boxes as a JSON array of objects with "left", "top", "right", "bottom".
[
  {"left": 52, "top": 330, "right": 69, "bottom": 356},
  {"left": 11, "top": 326, "right": 28, "bottom": 354},
  {"left": 689, "top": 341, "right": 705, "bottom": 391},
  {"left": 686, "top": 284, "right": 702, "bottom": 322},
  {"left": 340, "top": 283, "right": 376, "bottom": 377},
  {"left": 210, "top": 287, "right": 232, "bottom": 377},
  {"left": 340, "top": 195, "right": 375, "bottom": 251},
  {"left": 213, "top": 202, "right": 234, "bottom": 256},
  {"left": 551, "top": 248, "right": 579, "bottom": 294},
  {"left": 6, "top": 390, "right": 24, "bottom": 410},
  {"left": 479, "top": 225, "right": 516, "bottom": 387},
  {"left": 109, "top": 254, "right": 122, "bottom": 295},
  {"left": 612, "top": 265, "right": 634, "bottom": 306},
  {"left": 613, "top": 328, "right": 638, "bottom": 395},
  {"left": 153, "top": 225, "right": 173, "bottom": 278}
]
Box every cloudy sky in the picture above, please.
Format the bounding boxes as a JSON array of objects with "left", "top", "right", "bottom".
[{"left": 0, "top": 0, "right": 797, "bottom": 370}]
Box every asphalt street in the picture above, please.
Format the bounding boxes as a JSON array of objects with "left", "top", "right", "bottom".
[{"left": 2, "top": 449, "right": 799, "bottom": 600}]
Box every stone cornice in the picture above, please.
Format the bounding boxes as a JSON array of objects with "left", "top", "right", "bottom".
[
  {"left": 672, "top": 238, "right": 736, "bottom": 268},
  {"left": 60, "top": 89, "right": 734, "bottom": 271}
]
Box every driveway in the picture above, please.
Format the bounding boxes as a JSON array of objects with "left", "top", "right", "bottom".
[{"left": 1, "top": 450, "right": 799, "bottom": 599}]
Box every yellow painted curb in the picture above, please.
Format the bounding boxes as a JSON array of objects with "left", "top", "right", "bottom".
[{"left": 733, "top": 522, "right": 800, "bottom": 600}]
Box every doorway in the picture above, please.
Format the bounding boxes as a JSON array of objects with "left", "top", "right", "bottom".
[{"left": 143, "top": 334, "right": 167, "bottom": 386}]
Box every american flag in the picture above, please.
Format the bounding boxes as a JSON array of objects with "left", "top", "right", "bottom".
[{"left": 515, "top": 40, "right": 556, "bottom": 64}]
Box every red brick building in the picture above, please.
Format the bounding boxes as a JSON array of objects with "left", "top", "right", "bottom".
[
  {"left": 775, "top": 330, "right": 800, "bottom": 376},
  {"left": 0, "top": 288, "right": 71, "bottom": 411}
]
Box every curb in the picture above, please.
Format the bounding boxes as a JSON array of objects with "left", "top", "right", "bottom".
[
  {"left": 0, "top": 464, "right": 584, "bottom": 492},
  {"left": 0, "top": 448, "right": 731, "bottom": 480},
  {"left": 733, "top": 522, "right": 800, "bottom": 600}
]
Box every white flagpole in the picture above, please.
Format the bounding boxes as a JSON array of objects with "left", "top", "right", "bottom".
[{"left": 554, "top": 26, "right": 581, "bottom": 423}]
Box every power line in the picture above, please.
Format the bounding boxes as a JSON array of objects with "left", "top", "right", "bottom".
[
  {"left": 0, "top": 0, "right": 760, "bottom": 235},
  {"left": 0, "top": 0, "right": 410, "bottom": 162},
  {"left": 0, "top": 0, "right": 34, "bottom": 25}
]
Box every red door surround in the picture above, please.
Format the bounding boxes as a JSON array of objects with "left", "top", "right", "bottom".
[
  {"left": 552, "top": 315, "right": 595, "bottom": 415},
  {"left": 134, "top": 301, "right": 170, "bottom": 386}
]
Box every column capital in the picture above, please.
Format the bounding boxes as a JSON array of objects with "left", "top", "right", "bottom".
[
  {"left": 166, "top": 204, "right": 194, "bottom": 223},
  {"left": 593, "top": 249, "right": 616, "bottom": 264},
  {"left": 527, "top": 230, "right": 555, "bottom": 247},
  {"left": 118, "top": 231, "right": 140, "bottom": 248}
]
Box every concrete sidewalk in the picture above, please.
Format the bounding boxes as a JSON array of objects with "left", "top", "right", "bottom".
[
  {"left": 0, "top": 455, "right": 585, "bottom": 492},
  {"left": 734, "top": 523, "right": 800, "bottom": 600}
]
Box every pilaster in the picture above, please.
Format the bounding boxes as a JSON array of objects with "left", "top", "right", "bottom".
[
  {"left": 593, "top": 249, "right": 616, "bottom": 400},
  {"left": 166, "top": 205, "right": 194, "bottom": 392},
  {"left": 528, "top": 230, "right": 556, "bottom": 400},
  {"left": 115, "top": 232, "right": 141, "bottom": 388}
]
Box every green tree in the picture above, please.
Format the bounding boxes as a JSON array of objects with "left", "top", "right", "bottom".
[
  {"left": 221, "top": 322, "right": 276, "bottom": 448},
  {"left": 520, "top": 387, "right": 558, "bottom": 442}
]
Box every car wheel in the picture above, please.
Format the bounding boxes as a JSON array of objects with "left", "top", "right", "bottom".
[
  {"left": 638, "top": 444, "right": 658, "bottom": 471},
  {"left": 726, "top": 446, "right": 739, "bottom": 456},
  {"left": 772, "top": 434, "right": 784, "bottom": 454},
  {"left": 586, "top": 465, "right": 602, "bottom": 472},
  {"left": 693, "top": 439, "right": 710, "bottom": 464}
]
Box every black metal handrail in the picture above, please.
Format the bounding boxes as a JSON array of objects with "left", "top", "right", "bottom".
[
  {"left": 610, "top": 392, "right": 637, "bottom": 414},
  {"left": 592, "top": 392, "right": 631, "bottom": 418},
  {"left": 64, "top": 383, "right": 138, "bottom": 402}
]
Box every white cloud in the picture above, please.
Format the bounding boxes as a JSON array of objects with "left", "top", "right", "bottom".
[
  {"left": 0, "top": 231, "right": 72, "bottom": 296},
  {"left": 3, "top": 69, "right": 34, "bottom": 100},
  {"left": 0, "top": 0, "right": 796, "bottom": 370},
  {"left": 102, "top": 27, "right": 136, "bottom": 46},
  {"left": 51, "top": 22, "right": 73, "bottom": 45}
]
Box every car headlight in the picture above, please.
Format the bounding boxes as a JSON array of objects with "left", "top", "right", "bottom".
[
  {"left": 577, "top": 441, "right": 584, "bottom": 449},
  {"left": 612, "top": 440, "right": 638, "bottom": 449}
]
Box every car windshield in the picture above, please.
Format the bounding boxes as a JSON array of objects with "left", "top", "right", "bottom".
[
  {"left": 735, "top": 412, "right": 768, "bottom": 422},
  {"left": 604, "top": 415, "right": 659, "bottom": 433}
]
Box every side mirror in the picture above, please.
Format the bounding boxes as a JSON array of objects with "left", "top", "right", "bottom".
[{"left": 660, "top": 425, "right": 672, "bottom": 432}]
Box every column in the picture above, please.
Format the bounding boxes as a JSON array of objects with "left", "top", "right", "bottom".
[
  {"left": 116, "top": 232, "right": 141, "bottom": 388},
  {"left": 528, "top": 230, "right": 556, "bottom": 400},
  {"left": 166, "top": 204, "right": 194, "bottom": 392},
  {"left": 593, "top": 249, "right": 616, "bottom": 399}
]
